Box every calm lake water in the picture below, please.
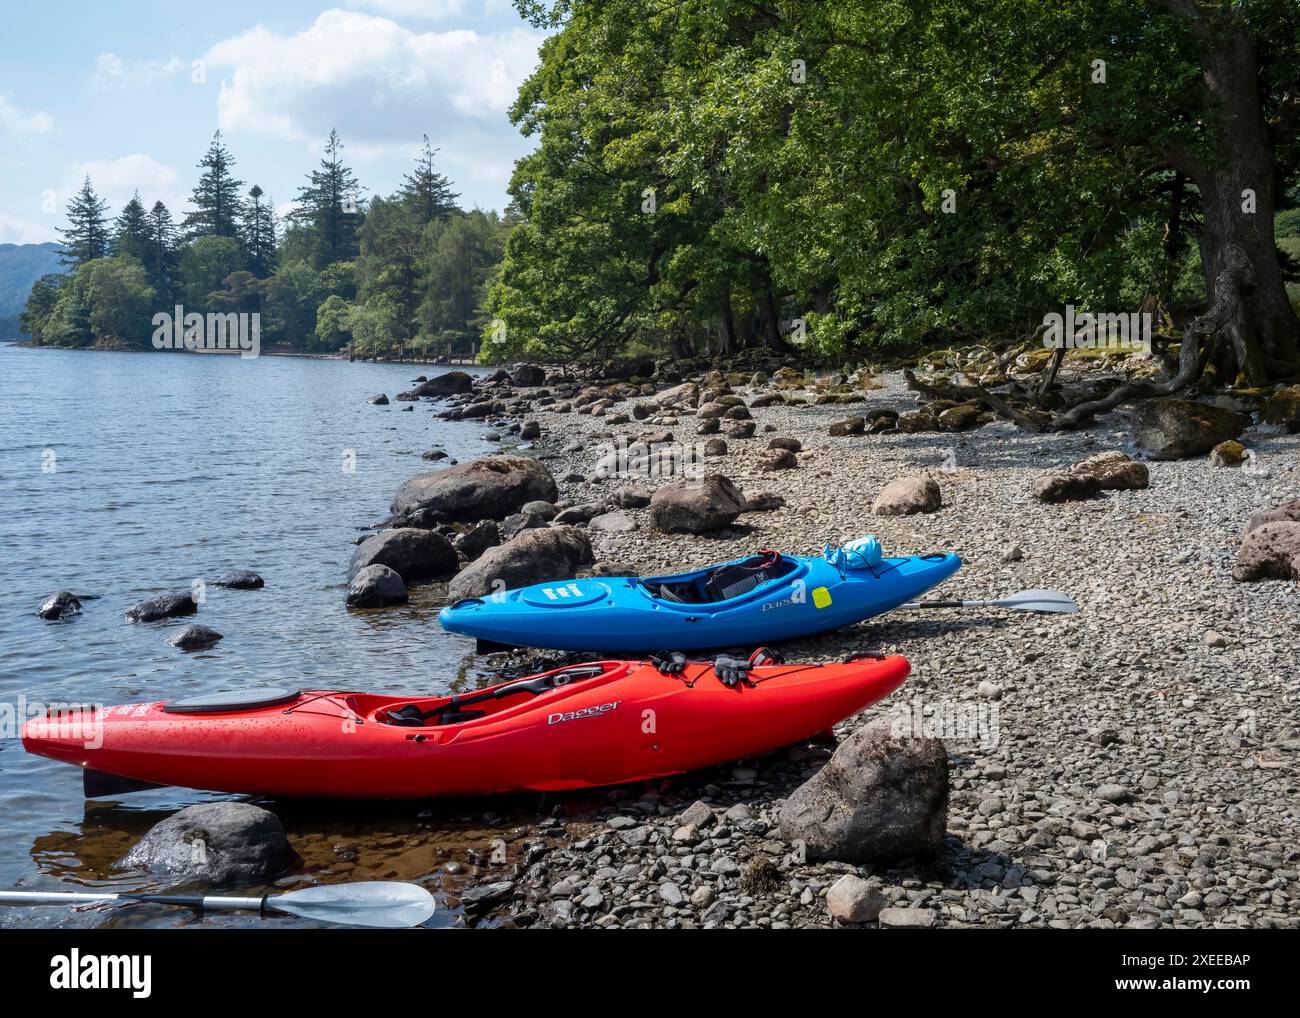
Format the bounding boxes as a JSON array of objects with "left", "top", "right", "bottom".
[{"left": 0, "top": 345, "right": 519, "bottom": 928}]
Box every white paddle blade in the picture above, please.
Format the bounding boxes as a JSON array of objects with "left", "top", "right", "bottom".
[
  {"left": 994, "top": 589, "right": 1078, "bottom": 613},
  {"left": 270, "top": 881, "right": 437, "bottom": 928}
]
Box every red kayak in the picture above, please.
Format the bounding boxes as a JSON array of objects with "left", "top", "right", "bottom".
[{"left": 22, "top": 655, "right": 909, "bottom": 799}]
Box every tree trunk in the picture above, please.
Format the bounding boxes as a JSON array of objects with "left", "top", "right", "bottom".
[
  {"left": 718, "top": 291, "right": 737, "bottom": 354},
  {"left": 757, "top": 285, "right": 790, "bottom": 352},
  {"left": 1187, "top": 24, "right": 1300, "bottom": 381}
]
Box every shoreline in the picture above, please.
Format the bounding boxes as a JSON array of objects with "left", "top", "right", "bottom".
[
  {"left": 2, "top": 340, "right": 481, "bottom": 366},
  {"left": 413, "top": 362, "right": 1300, "bottom": 929}
]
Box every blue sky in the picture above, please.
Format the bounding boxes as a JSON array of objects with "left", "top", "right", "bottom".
[{"left": 0, "top": 1, "right": 548, "bottom": 244}]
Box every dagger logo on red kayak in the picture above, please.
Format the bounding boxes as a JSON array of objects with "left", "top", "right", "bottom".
[{"left": 547, "top": 701, "right": 621, "bottom": 725}]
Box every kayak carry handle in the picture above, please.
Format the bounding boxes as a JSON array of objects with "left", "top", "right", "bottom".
[{"left": 448, "top": 597, "right": 485, "bottom": 609}]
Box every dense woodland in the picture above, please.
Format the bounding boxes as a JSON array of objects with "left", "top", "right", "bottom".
[
  {"left": 18, "top": 0, "right": 1300, "bottom": 382},
  {"left": 21, "top": 130, "right": 511, "bottom": 358}
]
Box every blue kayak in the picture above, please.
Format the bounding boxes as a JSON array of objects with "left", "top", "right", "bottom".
[{"left": 438, "top": 539, "right": 961, "bottom": 652}]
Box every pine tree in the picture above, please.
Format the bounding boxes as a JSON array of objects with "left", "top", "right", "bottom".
[
  {"left": 399, "top": 135, "right": 459, "bottom": 226},
  {"left": 184, "top": 130, "right": 245, "bottom": 239},
  {"left": 59, "top": 176, "right": 110, "bottom": 266},
  {"left": 146, "top": 200, "right": 179, "bottom": 299},
  {"left": 242, "top": 184, "right": 277, "bottom": 277},
  {"left": 290, "top": 128, "right": 364, "bottom": 267},
  {"left": 111, "top": 192, "right": 151, "bottom": 263}
]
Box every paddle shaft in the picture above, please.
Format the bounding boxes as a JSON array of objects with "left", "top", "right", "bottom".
[{"left": 0, "top": 890, "right": 266, "bottom": 911}]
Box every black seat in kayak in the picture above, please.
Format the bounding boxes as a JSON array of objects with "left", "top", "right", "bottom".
[{"left": 650, "top": 551, "right": 795, "bottom": 604}]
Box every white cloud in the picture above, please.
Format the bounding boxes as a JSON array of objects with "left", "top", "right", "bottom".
[
  {"left": 62, "top": 154, "right": 185, "bottom": 218},
  {"left": 346, "top": 0, "right": 468, "bottom": 18},
  {"left": 0, "top": 94, "right": 54, "bottom": 135},
  {"left": 204, "top": 10, "right": 543, "bottom": 146},
  {"left": 0, "top": 213, "right": 60, "bottom": 245},
  {"left": 93, "top": 52, "right": 187, "bottom": 89}
]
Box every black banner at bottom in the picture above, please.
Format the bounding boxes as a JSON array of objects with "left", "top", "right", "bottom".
[{"left": 0, "top": 928, "right": 1278, "bottom": 1004}]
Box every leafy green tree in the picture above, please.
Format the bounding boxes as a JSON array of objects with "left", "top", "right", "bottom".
[
  {"left": 242, "top": 184, "right": 277, "bottom": 277},
  {"left": 419, "top": 211, "right": 506, "bottom": 355},
  {"left": 39, "top": 257, "right": 155, "bottom": 347},
  {"left": 314, "top": 293, "right": 354, "bottom": 350},
  {"left": 357, "top": 196, "right": 424, "bottom": 344},
  {"left": 318, "top": 259, "right": 359, "bottom": 302},
  {"left": 81, "top": 256, "right": 156, "bottom": 345},
  {"left": 399, "top": 136, "right": 459, "bottom": 225},
  {"left": 263, "top": 260, "right": 321, "bottom": 344},
  {"left": 348, "top": 293, "right": 401, "bottom": 359},
  {"left": 290, "top": 128, "right": 364, "bottom": 268},
  {"left": 208, "top": 270, "right": 264, "bottom": 314},
  {"left": 184, "top": 131, "right": 245, "bottom": 240},
  {"left": 20, "top": 273, "right": 69, "bottom": 341},
  {"left": 111, "top": 193, "right": 151, "bottom": 264},
  {"left": 177, "top": 235, "right": 245, "bottom": 309},
  {"left": 58, "top": 176, "right": 110, "bottom": 267},
  {"left": 499, "top": 0, "right": 1300, "bottom": 382}
]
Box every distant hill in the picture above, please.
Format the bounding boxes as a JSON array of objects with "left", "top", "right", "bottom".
[{"left": 0, "top": 242, "right": 65, "bottom": 338}]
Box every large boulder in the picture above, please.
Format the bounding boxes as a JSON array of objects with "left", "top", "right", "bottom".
[
  {"left": 348, "top": 528, "right": 457, "bottom": 584},
  {"left": 126, "top": 592, "right": 197, "bottom": 623},
  {"left": 413, "top": 371, "right": 474, "bottom": 397},
  {"left": 1261, "top": 384, "right": 1300, "bottom": 431},
  {"left": 649, "top": 474, "right": 747, "bottom": 533},
  {"left": 510, "top": 364, "right": 546, "bottom": 387},
  {"left": 1069, "top": 451, "right": 1148, "bottom": 490},
  {"left": 1245, "top": 497, "right": 1300, "bottom": 533},
  {"left": 828, "top": 416, "right": 865, "bottom": 437},
  {"left": 778, "top": 727, "right": 948, "bottom": 864},
  {"left": 454, "top": 520, "right": 501, "bottom": 561},
  {"left": 447, "top": 526, "right": 594, "bottom": 599},
  {"left": 1232, "top": 522, "right": 1300, "bottom": 582},
  {"left": 391, "top": 456, "right": 558, "bottom": 522},
  {"left": 115, "top": 802, "right": 291, "bottom": 884},
  {"left": 1034, "top": 472, "right": 1101, "bottom": 503},
  {"left": 654, "top": 381, "right": 698, "bottom": 408},
  {"left": 871, "top": 476, "right": 941, "bottom": 516},
  {"left": 1133, "top": 399, "right": 1244, "bottom": 460},
  {"left": 347, "top": 564, "right": 409, "bottom": 608}
]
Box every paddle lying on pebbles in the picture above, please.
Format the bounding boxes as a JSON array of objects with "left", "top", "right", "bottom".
[
  {"left": 0, "top": 881, "right": 436, "bottom": 928},
  {"left": 902, "top": 588, "right": 1078, "bottom": 614}
]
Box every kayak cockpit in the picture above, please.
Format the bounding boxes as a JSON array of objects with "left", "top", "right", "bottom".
[
  {"left": 360, "top": 661, "right": 632, "bottom": 729},
  {"left": 640, "top": 550, "right": 803, "bottom": 606}
]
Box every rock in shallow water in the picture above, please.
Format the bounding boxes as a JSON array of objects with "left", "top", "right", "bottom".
[
  {"left": 346, "top": 564, "right": 409, "bottom": 608},
  {"left": 168, "top": 624, "right": 223, "bottom": 650},
  {"left": 211, "top": 569, "right": 264, "bottom": 589},
  {"left": 39, "top": 591, "right": 81, "bottom": 621},
  {"left": 115, "top": 802, "right": 291, "bottom": 884},
  {"left": 391, "top": 455, "right": 558, "bottom": 522},
  {"left": 125, "top": 592, "right": 197, "bottom": 623},
  {"left": 348, "top": 528, "right": 457, "bottom": 584}
]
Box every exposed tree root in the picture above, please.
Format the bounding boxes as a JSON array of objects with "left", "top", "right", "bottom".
[
  {"left": 1045, "top": 244, "right": 1254, "bottom": 430},
  {"left": 902, "top": 369, "right": 1046, "bottom": 433}
]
